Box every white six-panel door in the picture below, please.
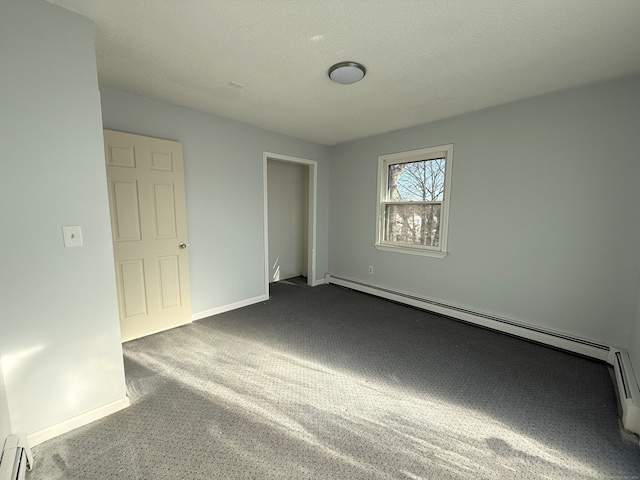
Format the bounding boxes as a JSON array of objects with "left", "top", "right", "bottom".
[{"left": 104, "top": 130, "right": 191, "bottom": 342}]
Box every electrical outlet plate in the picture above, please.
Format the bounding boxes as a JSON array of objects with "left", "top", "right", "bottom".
[
  {"left": 62, "top": 225, "right": 83, "bottom": 247},
  {"left": 368, "top": 266, "right": 374, "bottom": 274}
]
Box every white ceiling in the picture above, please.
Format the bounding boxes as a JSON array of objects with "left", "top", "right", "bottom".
[{"left": 47, "top": 1, "right": 640, "bottom": 146}]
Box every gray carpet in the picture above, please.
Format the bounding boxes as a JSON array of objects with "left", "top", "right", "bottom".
[{"left": 27, "top": 279, "right": 640, "bottom": 479}]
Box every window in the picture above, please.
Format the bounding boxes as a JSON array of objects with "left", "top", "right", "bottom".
[{"left": 375, "top": 144, "right": 453, "bottom": 258}]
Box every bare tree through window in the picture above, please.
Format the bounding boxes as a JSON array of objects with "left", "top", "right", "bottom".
[{"left": 385, "top": 158, "right": 445, "bottom": 247}]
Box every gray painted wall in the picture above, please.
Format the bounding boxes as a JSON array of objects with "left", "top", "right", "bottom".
[
  {"left": 100, "top": 88, "right": 330, "bottom": 315},
  {"left": 267, "top": 160, "right": 308, "bottom": 281},
  {"left": 329, "top": 74, "right": 640, "bottom": 350},
  {"left": 0, "top": 0, "right": 127, "bottom": 435}
]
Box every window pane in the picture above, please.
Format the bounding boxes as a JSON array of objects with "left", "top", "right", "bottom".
[
  {"left": 388, "top": 158, "right": 445, "bottom": 202},
  {"left": 384, "top": 203, "right": 441, "bottom": 247}
]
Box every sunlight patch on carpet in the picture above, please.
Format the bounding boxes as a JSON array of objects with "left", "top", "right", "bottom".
[{"left": 124, "top": 328, "right": 601, "bottom": 479}]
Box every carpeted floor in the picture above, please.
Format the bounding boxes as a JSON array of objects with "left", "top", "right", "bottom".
[{"left": 27, "top": 279, "right": 640, "bottom": 479}]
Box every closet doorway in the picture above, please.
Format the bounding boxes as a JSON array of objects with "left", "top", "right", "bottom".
[{"left": 263, "top": 152, "right": 317, "bottom": 293}]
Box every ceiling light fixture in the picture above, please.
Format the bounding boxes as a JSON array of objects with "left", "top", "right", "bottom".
[{"left": 328, "top": 62, "right": 366, "bottom": 85}]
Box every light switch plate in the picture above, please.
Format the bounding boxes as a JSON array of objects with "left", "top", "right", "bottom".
[{"left": 62, "top": 225, "right": 83, "bottom": 247}]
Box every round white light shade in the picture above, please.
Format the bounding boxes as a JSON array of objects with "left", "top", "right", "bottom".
[{"left": 328, "top": 62, "right": 366, "bottom": 84}]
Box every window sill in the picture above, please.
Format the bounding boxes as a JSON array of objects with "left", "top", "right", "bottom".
[{"left": 374, "top": 243, "right": 448, "bottom": 258}]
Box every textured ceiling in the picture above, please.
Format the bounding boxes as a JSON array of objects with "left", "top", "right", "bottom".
[{"left": 47, "top": 0, "right": 640, "bottom": 146}]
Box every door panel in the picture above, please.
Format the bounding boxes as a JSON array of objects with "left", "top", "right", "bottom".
[
  {"left": 105, "top": 130, "right": 191, "bottom": 342},
  {"left": 157, "top": 255, "right": 182, "bottom": 309},
  {"left": 152, "top": 183, "right": 177, "bottom": 238},
  {"left": 107, "top": 145, "right": 136, "bottom": 168},
  {"left": 150, "top": 152, "right": 173, "bottom": 171},
  {"left": 117, "top": 259, "right": 148, "bottom": 318},
  {"left": 111, "top": 180, "right": 142, "bottom": 241}
]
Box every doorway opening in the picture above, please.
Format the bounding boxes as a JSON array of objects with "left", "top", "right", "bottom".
[{"left": 263, "top": 152, "right": 318, "bottom": 296}]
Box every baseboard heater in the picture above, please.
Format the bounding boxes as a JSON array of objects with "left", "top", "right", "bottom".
[
  {"left": 0, "top": 435, "right": 33, "bottom": 480},
  {"left": 611, "top": 349, "right": 640, "bottom": 440}
]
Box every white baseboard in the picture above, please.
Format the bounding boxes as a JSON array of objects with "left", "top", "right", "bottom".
[
  {"left": 326, "top": 274, "right": 611, "bottom": 361},
  {"left": 191, "top": 294, "right": 268, "bottom": 322},
  {"left": 310, "top": 277, "right": 325, "bottom": 287},
  {"left": 609, "top": 349, "right": 640, "bottom": 440},
  {"left": 27, "top": 396, "right": 130, "bottom": 447}
]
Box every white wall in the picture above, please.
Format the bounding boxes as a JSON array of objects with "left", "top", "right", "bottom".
[
  {"left": 329, "top": 74, "right": 640, "bottom": 349},
  {"left": 267, "top": 160, "right": 308, "bottom": 281},
  {"left": 100, "top": 88, "right": 330, "bottom": 315},
  {"left": 0, "top": 0, "right": 127, "bottom": 435}
]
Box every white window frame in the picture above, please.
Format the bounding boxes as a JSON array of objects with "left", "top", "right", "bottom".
[{"left": 374, "top": 144, "right": 453, "bottom": 258}]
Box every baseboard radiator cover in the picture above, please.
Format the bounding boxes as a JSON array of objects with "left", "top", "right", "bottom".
[
  {"left": 0, "top": 435, "right": 33, "bottom": 480},
  {"left": 610, "top": 349, "right": 640, "bottom": 439},
  {"left": 325, "top": 274, "right": 611, "bottom": 361}
]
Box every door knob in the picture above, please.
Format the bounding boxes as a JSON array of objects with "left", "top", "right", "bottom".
[{"left": 179, "top": 243, "right": 189, "bottom": 249}]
